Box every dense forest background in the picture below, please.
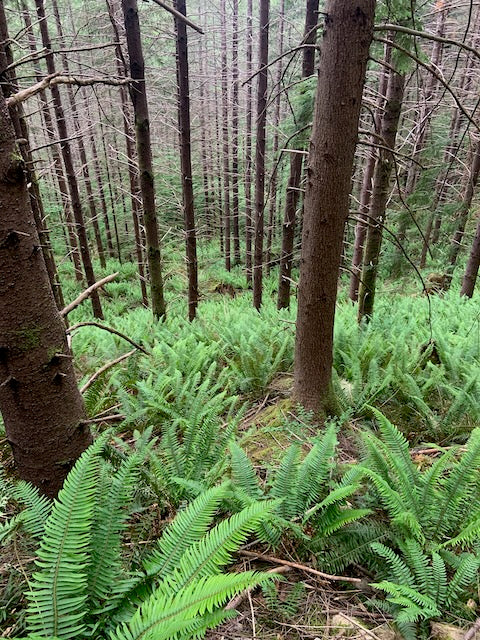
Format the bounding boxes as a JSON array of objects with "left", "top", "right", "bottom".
[{"left": 1, "top": 1, "right": 480, "bottom": 639}]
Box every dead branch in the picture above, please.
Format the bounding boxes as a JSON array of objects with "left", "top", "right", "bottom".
[
  {"left": 146, "top": 0, "right": 204, "bottom": 34},
  {"left": 7, "top": 74, "right": 132, "bottom": 107},
  {"left": 66, "top": 321, "right": 150, "bottom": 355},
  {"left": 238, "top": 550, "right": 364, "bottom": 585},
  {"left": 5, "top": 42, "right": 121, "bottom": 72},
  {"left": 374, "top": 24, "right": 480, "bottom": 62},
  {"left": 80, "top": 349, "right": 136, "bottom": 394},
  {"left": 464, "top": 618, "right": 480, "bottom": 640},
  {"left": 226, "top": 566, "right": 290, "bottom": 611},
  {"left": 80, "top": 414, "right": 126, "bottom": 424},
  {"left": 60, "top": 273, "right": 118, "bottom": 317}
]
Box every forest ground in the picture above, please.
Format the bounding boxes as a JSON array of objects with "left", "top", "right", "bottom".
[{"left": 1, "top": 238, "right": 480, "bottom": 639}]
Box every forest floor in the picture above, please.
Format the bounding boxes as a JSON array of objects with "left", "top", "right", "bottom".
[{"left": 1, "top": 241, "right": 480, "bottom": 639}]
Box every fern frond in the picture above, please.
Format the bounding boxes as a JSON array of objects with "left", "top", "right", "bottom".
[
  {"left": 229, "top": 443, "right": 262, "bottom": 499},
  {"left": 12, "top": 481, "right": 52, "bottom": 539}
]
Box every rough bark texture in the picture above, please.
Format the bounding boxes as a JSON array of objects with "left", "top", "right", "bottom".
[
  {"left": 122, "top": 0, "right": 166, "bottom": 319},
  {"left": 277, "top": 0, "right": 319, "bottom": 309},
  {"left": 175, "top": 0, "right": 199, "bottom": 321},
  {"left": 293, "top": 0, "right": 375, "bottom": 415},
  {"left": 252, "top": 0, "right": 270, "bottom": 310},
  {"left": 34, "top": 0, "right": 104, "bottom": 319},
  {"left": 357, "top": 70, "right": 405, "bottom": 323},
  {"left": 0, "top": 93, "right": 91, "bottom": 497}
]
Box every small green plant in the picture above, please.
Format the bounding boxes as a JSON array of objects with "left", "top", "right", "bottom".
[{"left": 4, "top": 436, "right": 277, "bottom": 640}]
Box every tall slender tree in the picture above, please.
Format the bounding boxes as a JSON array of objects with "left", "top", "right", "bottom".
[
  {"left": 122, "top": 0, "right": 166, "bottom": 319},
  {"left": 252, "top": 0, "right": 270, "bottom": 310},
  {"left": 175, "top": 0, "right": 199, "bottom": 321},
  {"left": 293, "top": 0, "right": 375, "bottom": 415}
]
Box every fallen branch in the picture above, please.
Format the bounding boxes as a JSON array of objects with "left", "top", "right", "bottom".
[
  {"left": 226, "top": 566, "right": 290, "bottom": 611},
  {"left": 80, "top": 414, "right": 126, "bottom": 424},
  {"left": 7, "top": 75, "right": 132, "bottom": 107},
  {"left": 464, "top": 618, "right": 480, "bottom": 640},
  {"left": 80, "top": 349, "right": 136, "bottom": 394},
  {"left": 66, "top": 320, "right": 150, "bottom": 355},
  {"left": 238, "top": 550, "right": 364, "bottom": 585},
  {"left": 61, "top": 273, "right": 118, "bottom": 317}
]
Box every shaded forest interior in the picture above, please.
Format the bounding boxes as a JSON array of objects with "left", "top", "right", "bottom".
[{"left": 2, "top": 1, "right": 480, "bottom": 639}]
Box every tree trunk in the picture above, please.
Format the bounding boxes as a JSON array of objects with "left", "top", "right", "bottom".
[
  {"left": 447, "top": 139, "right": 480, "bottom": 275},
  {"left": 34, "top": 0, "right": 104, "bottom": 319},
  {"left": 0, "top": 92, "right": 91, "bottom": 497},
  {"left": 461, "top": 214, "right": 480, "bottom": 297},
  {"left": 106, "top": 0, "right": 148, "bottom": 305},
  {"left": 244, "top": 0, "right": 253, "bottom": 284},
  {"left": 349, "top": 38, "right": 392, "bottom": 301},
  {"left": 293, "top": 0, "right": 375, "bottom": 415},
  {"left": 357, "top": 69, "right": 405, "bottom": 323},
  {"left": 252, "top": 0, "right": 270, "bottom": 310},
  {"left": 231, "top": 0, "right": 241, "bottom": 265},
  {"left": 265, "top": 0, "right": 285, "bottom": 277},
  {"left": 220, "top": 0, "right": 231, "bottom": 271},
  {"left": 122, "top": 0, "right": 166, "bottom": 319},
  {"left": 277, "top": 0, "right": 319, "bottom": 309},
  {"left": 175, "top": 0, "right": 199, "bottom": 321}
]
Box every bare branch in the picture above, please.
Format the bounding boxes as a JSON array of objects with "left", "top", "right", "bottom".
[
  {"left": 60, "top": 273, "right": 118, "bottom": 317},
  {"left": 66, "top": 321, "right": 150, "bottom": 355},
  {"left": 7, "top": 74, "right": 132, "bottom": 107},
  {"left": 80, "top": 350, "right": 136, "bottom": 394},
  {"left": 145, "top": 0, "right": 204, "bottom": 34}
]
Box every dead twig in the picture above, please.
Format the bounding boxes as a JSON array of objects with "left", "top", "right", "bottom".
[
  {"left": 80, "top": 350, "right": 136, "bottom": 394},
  {"left": 67, "top": 320, "right": 150, "bottom": 355},
  {"left": 61, "top": 273, "right": 118, "bottom": 317},
  {"left": 239, "top": 550, "right": 364, "bottom": 585}
]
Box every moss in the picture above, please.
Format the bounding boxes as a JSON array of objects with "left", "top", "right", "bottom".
[{"left": 15, "top": 326, "right": 42, "bottom": 351}]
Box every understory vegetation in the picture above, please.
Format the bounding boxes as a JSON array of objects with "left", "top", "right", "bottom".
[{"left": 1, "top": 244, "right": 480, "bottom": 640}]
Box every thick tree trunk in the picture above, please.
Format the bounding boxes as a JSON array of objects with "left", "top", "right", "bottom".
[
  {"left": 122, "top": 0, "right": 166, "bottom": 319},
  {"left": 0, "top": 4, "right": 64, "bottom": 310},
  {"left": 252, "top": 0, "right": 270, "bottom": 310},
  {"left": 277, "top": 0, "right": 319, "bottom": 309},
  {"left": 357, "top": 70, "right": 405, "bottom": 323},
  {"left": 34, "top": 0, "right": 104, "bottom": 319},
  {"left": 293, "top": 0, "right": 375, "bottom": 415},
  {"left": 0, "top": 93, "right": 91, "bottom": 497},
  {"left": 175, "top": 0, "right": 199, "bottom": 321},
  {"left": 244, "top": 0, "right": 253, "bottom": 284}
]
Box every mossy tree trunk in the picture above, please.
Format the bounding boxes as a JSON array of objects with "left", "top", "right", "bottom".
[
  {"left": 293, "top": 0, "right": 375, "bottom": 415},
  {"left": 0, "top": 92, "right": 91, "bottom": 497}
]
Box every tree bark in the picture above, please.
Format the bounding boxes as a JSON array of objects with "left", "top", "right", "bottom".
[
  {"left": 231, "top": 0, "right": 241, "bottom": 265},
  {"left": 277, "top": 0, "right": 319, "bottom": 309},
  {"left": 175, "top": 0, "right": 199, "bottom": 321},
  {"left": 293, "top": 0, "right": 375, "bottom": 415},
  {"left": 461, "top": 214, "right": 480, "bottom": 297},
  {"left": 252, "top": 0, "right": 270, "bottom": 310},
  {"left": 122, "top": 0, "right": 166, "bottom": 319},
  {"left": 220, "top": 0, "right": 231, "bottom": 271},
  {"left": 34, "top": 0, "right": 104, "bottom": 319},
  {"left": 244, "top": 0, "right": 253, "bottom": 284},
  {"left": 447, "top": 139, "right": 480, "bottom": 275},
  {"left": 0, "top": 92, "right": 91, "bottom": 497},
  {"left": 349, "top": 38, "right": 392, "bottom": 301},
  {"left": 357, "top": 69, "right": 405, "bottom": 323}
]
